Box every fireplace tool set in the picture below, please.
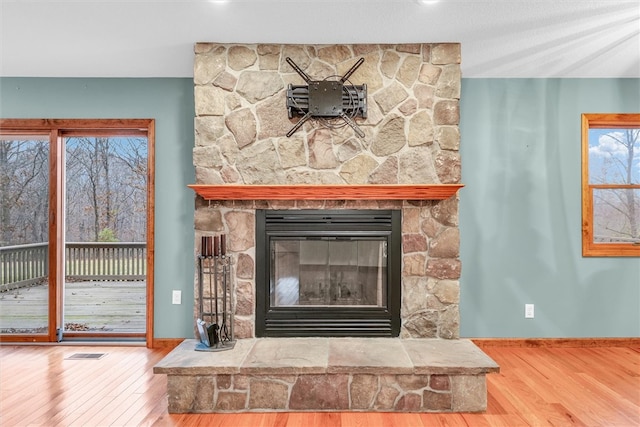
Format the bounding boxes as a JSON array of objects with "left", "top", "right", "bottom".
[{"left": 195, "top": 235, "right": 235, "bottom": 352}]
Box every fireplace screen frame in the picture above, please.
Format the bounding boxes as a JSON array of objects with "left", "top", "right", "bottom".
[{"left": 255, "top": 209, "right": 401, "bottom": 337}]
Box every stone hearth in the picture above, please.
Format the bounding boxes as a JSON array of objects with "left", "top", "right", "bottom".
[{"left": 154, "top": 338, "right": 499, "bottom": 413}]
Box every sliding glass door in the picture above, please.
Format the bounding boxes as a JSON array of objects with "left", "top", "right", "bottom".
[{"left": 0, "top": 119, "right": 155, "bottom": 345}]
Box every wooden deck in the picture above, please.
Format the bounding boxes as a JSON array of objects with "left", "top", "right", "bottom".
[{"left": 0, "top": 281, "right": 146, "bottom": 334}]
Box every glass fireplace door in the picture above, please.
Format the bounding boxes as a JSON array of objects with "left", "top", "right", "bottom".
[
  {"left": 271, "top": 238, "right": 387, "bottom": 308},
  {"left": 256, "top": 209, "right": 401, "bottom": 337}
]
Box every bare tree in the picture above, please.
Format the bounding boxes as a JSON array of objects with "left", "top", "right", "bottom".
[
  {"left": 590, "top": 128, "right": 640, "bottom": 241},
  {"left": 65, "top": 136, "right": 147, "bottom": 242},
  {"left": 0, "top": 138, "right": 49, "bottom": 245},
  {"left": 1, "top": 135, "right": 147, "bottom": 245}
]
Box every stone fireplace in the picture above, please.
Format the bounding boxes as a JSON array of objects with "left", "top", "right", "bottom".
[
  {"left": 152, "top": 42, "right": 499, "bottom": 415},
  {"left": 192, "top": 42, "right": 463, "bottom": 340}
]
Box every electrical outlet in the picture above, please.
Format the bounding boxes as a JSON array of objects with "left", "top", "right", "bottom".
[
  {"left": 172, "top": 290, "right": 182, "bottom": 305},
  {"left": 525, "top": 304, "right": 534, "bottom": 318}
]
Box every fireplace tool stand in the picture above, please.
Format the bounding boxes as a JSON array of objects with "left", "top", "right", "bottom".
[{"left": 196, "top": 254, "right": 235, "bottom": 352}]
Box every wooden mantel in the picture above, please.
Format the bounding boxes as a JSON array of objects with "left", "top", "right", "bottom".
[{"left": 188, "top": 184, "right": 463, "bottom": 201}]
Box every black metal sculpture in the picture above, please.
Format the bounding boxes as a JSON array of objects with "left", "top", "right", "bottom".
[{"left": 285, "top": 57, "right": 367, "bottom": 138}]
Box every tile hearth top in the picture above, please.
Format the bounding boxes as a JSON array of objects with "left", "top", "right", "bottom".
[{"left": 154, "top": 338, "right": 499, "bottom": 376}]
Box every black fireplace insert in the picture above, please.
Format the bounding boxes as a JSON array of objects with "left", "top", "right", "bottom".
[{"left": 255, "top": 209, "right": 401, "bottom": 337}]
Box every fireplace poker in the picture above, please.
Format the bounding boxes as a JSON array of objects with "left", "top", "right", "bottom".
[
  {"left": 213, "top": 256, "right": 219, "bottom": 335},
  {"left": 221, "top": 259, "right": 229, "bottom": 341}
]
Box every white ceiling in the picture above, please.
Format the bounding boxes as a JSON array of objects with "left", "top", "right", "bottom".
[{"left": 1, "top": 0, "right": 639, "bottom": 78}]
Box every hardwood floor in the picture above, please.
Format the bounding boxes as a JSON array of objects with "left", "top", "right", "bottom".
[{"left": 0, "top": 344, "right": 638, "bottom": 426}]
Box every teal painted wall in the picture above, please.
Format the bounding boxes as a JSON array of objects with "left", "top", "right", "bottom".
[
  {"left": 2, "top": 77, "right": 638, "bottom": 338},
  {"left": 459, "top": 79, "right": 640, "bottom": 338},
  {"left": 0, "top": 78, "right": 196, "bottom": 338}
]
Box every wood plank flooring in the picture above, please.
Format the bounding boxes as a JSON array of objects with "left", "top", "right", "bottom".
[{"left": 0, "top": 344, "right": 638, "bottom": 426}]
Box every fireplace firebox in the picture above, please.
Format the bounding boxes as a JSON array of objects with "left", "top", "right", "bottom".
[{"left": 255, "top": 209, "right": 401, "bottom": 337}]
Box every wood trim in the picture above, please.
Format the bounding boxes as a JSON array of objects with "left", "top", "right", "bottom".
[
  {"left": 62, "top": 332, "right": 145, "bottom": 339},
  {"left": 589, "top": 184, "right": 640, "bottom": 190},
  {"left": 152, "top": 338, "right": 184, "bottom": 349},
  {"left": 581, "top": 114, "right": 591, "bottom": 256},
  {"left": 472, "top": 337, "right": 640, "bottom": 348},
  {"left": 188, "top": 184, "right": 464, "bottom": 201},
  {"left": 0, "top": 335, "right": 52, "bottom": 343},
  {"left": 146, "top": 120, "right": 156, "bottom": 348},
  {"left": 51, "top": 128, "right": 63, "bottom": 342},
  {"left": 0, "top": 119, "right": 156, "bottom": 345},
  {"left": 0, "top": 118, "right": 156, "bottom": 131},
  {"left": 581, "top": 113, "right": 640, "bottom": 257},
  {"left": 583, "top": 113, "right": 640, "bottom": 128}
]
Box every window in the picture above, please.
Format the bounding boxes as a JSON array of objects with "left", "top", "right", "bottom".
[{"left": 582, "top": 114, "right": 640, "bottom": 257}]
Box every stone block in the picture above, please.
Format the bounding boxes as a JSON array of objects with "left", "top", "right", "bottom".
[
  {"left": 408, "top": 110, "right": 434, "bottom": 146},
  {"left": 403, "top": 311, "right": 438, "bottom": 338},
  {"left": 234, "top": 281, "right": 254, "bottom": 316},
  {"left": 426, "top": 258, "right": 461, "bottom": 280},
  {"left": 217, "top": 374, "right": 232, "bottom": 390},
  {"left": 403, "top": 254, "right": 427, "bottom": 276},
  {"left": 451, "top": 375, "right": 487, "bottom": 412},
  {"left": 228, "top": 45, "right": 257, "bottom": 71},
  {"left": 236, "top": 71, "right": 283, "bottom": 103},
  {"left": 397, "top": 56, "right": 422, "bottom": 88},
  {"left": 193, "top": 377, "right": 216, "bottom": 411},
  {"left": 235, "top": 254, "right": 254, "bottom": 279},
  {"left": 289, "top": 375, "right": 350, "bottom": 410},
  {"left": 339, "top": 154, "right": 379, "bottom": 184},
  {"left": 225, "top": 108, "right": 257, "bottom": 148},
  {"left": 248, "top": 379, "right": 289, "bottom": 409},
  {"left": 419, "top": 63, "right": 442, "bottom": 85},
  {"left": 398, "top": 148, "right": 438, "bottom": 183},
  {"left": 194, "top": 209, "right": 223, "bottom": 233},
  {"left": 216, "top": 391, "right": 248, "bottom": 411},
  {"left": 195, "top": 86, "right": 225, "bottom": 116},
  {"left": 224, "top": 211, "right": 255, "bottom": 252},
  {"left": 374, "top": 385, "right": 400, "bottom": 410},
  {"left": 436, "top": 126, "right": 460, "bottom": 151},
  {"left": 371, "top": 114, "right": 406, "bottom": 156},
  {"left": 432, "top": 279, "right": 460, "bottom": 304},
  {"left": 350, "top": 374, "right": 378, "bottom": 409},
  {"left": 436, "top": 65, "right": 461, "bottom": 100},
  {"left": 328, "top": 338, "right": 413, "bottom": 374},
  {"left": 431, "top": 43, "right": 461, "bottom": 65},
  {"left": 429, "top": 374, "right": 450, "bottom": 391},
  {"left": 423, "top": 390, "right": 452, "bottom": 411},
  {"left": 434, "top": 151, "right": 461, "bottom": 184},
  {"left": 395, "top": 393, "right": 422, "bottom": 411},
  {"left": 396, "top": 375, "right": 430, "bottom": 391},
  {"left": 434, "top": 100, "right": 460, "bottom": 125},
  {"left": 403, "top": 233, "right": 428, "bottom": 253},
  {"left": 166, "top": 375, "right": 198, "bottom": 413},
  {"left": 308, "top": 129, "right": 340, "bottom": 169}
]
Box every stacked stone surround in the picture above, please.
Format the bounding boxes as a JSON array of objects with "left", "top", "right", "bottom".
[
  {"left": 156, "top": 42, "right": 500, "bottom": 415},
  {"left": 192, "top": 42, "right": 463, "bottom": 340}
]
